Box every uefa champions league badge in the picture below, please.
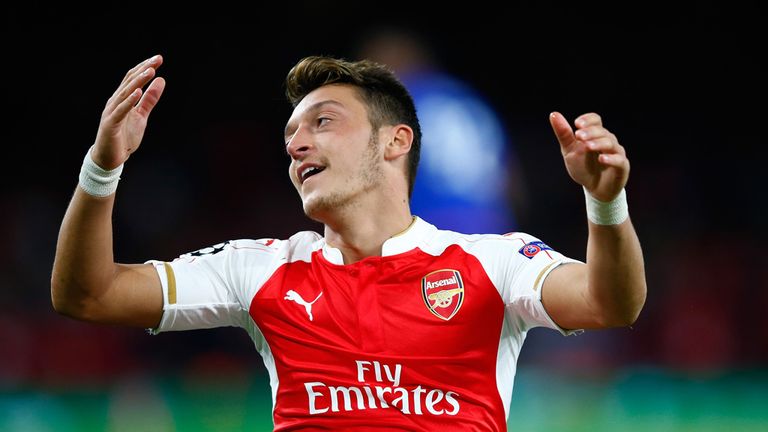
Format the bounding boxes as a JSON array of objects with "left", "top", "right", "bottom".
[
  {"left": 178, "top": 240, "right": 232, "bottom": 261},
  {"left": 518, "top": 241, "right": 553, "bottom": 259}
]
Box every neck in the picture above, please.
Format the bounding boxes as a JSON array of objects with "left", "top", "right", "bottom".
[{"left": 322, "top": 194, "right": 413, "bottom": 264}]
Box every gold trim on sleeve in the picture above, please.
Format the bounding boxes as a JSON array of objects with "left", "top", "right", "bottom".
[
  {"left": 163, "top": 262, "right": 177, "bottom": 305},
  {"left": 533, "top": 261, "right": 558, "bottom": 291}
]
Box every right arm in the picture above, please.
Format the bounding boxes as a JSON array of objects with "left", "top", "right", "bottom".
[{"left": 51, "top": 55, "right": 167, "bottom": 328}]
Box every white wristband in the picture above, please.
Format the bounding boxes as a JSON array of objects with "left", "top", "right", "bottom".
[
  {"left": 584, "top": 187, "right": 629, "bottom": 225},
  {"left": 78, "top": 147, "right": 124, "bottom": 197}
]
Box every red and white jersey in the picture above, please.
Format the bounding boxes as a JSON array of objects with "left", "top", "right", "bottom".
[{"left": 148, "top": 217, "right": 580, "bottom": 431}]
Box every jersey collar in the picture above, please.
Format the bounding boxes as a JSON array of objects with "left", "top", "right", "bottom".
[{"left": 319, "top": 216, "right": 436, "bottom": 265}]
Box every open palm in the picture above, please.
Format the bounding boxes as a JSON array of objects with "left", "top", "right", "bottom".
[{"left": 91, "top": 55, "right": 166, "bottom": 170}]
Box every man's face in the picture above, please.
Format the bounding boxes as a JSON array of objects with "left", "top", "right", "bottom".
[{"left": 284, "top": 84, "right": 383, "bottom": 220}]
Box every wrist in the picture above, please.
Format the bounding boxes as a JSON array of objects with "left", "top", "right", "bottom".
[
  {"left": 583, "top": 187, "right": 629, "bottom": 225},
  {"left": 78, "top": 146, "right": 124, "bottom": 197}
]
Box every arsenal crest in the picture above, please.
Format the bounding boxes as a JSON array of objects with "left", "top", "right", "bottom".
[{"left": 421, "top": 269, "right": 465, "bottom": 321}]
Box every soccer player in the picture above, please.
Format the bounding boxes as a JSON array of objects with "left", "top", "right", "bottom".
[{"left": 51, "top": 54, "right": 646, "bottom": 431}]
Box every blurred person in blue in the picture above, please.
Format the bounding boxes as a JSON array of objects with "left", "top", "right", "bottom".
[{"left": 357, "top": 28, "right": 523, "bottom": 234}]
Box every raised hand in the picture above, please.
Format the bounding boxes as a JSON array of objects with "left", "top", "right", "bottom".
[
  {"left": 91, "top": 55, "right": 166, "bottom": 170},
  {"left": 549, "top": 112, "right": 629, "bottom": 202}
]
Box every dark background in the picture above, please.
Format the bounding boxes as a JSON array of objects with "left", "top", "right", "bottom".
[{"left": 2, "top": 0, "right": 765, "bottom": 412}]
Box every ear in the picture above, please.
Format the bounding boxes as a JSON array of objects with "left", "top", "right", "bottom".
[{"left": 383, "top": 124, "right": 414, "bottom": 161}]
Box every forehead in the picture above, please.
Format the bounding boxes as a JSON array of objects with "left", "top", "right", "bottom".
[{"left": 286, "top": 84, "right": 366, "bottom": 125}]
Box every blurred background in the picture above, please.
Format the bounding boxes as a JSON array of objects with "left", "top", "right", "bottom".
[{"left": 2, "top": 4, "right": 766, "bottom": 431}]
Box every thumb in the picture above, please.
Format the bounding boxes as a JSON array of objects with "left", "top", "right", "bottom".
[{"left": 549, "top": 111, "right": 575, "bottom": 153}]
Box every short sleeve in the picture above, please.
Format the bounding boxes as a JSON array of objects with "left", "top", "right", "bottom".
[
  {"left": 146, "top": 239, "right": 279, "bottom": 335},
  {"left": 485, "top": 232, "right": 583, "bottom": 336}
]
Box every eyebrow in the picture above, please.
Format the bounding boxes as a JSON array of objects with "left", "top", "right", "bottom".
[{"left": 284, "top": 100, "right": 345, "bottom": 137}]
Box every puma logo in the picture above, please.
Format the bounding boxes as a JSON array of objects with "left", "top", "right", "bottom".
[{"left": 284, "top": 290, "right": 323, "bottom": 321}]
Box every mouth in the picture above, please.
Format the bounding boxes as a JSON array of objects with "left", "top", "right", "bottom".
[{"left": 298, "top": 164, "right": 326, "bottom": 184}]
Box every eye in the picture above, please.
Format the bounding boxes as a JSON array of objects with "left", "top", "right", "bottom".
[{"left": 317, "top": 117, "right": 330, "bottom": 127}]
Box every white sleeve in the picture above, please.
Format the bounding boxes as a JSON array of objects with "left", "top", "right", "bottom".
[
  {"left": 503, "top": 232, "right": 582, "bottom": 335},
  {"left": 470, "top": 232, "right": 583, "bottom": 336},
  {"left": 145, "top": 239, "right": 278, "bottom": 334}
]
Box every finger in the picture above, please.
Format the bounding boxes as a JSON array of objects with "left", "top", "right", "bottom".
[
  {"left": 113, "top": 68, "right": 165, "bottom": 122},
  {"left": 136, "top": 77, "right": 166, "bottom": 117},
  {"left": 106, "top": 66, "right": 157, "bottom": 114},
  {"left": 598, "top": 153, "right": 629, "bottom": 169},
  {"left": 120, "top": 55, "right": 163, "bottom": 86},
  {"left": 549, "top": 111, "right": 576, "bottom": 152},
  {"left": 108, "top": 56, "right": 163, "bottom": 111},
  {"left": 576, "top": 126, "right": 614, "bottom": 143},
  {"left": 108, "top": 87, "right": 143, "bottom": 123},
  {"left": 586, "top": 137, "right": 626, "bottom": 155},
  {"left": 575, "top": 112, "right": 602, "bottom": 128}
]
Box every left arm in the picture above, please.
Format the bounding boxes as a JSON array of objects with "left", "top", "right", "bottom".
[{"left": 541, "top": 112, "right": 647, "bottom": 330}]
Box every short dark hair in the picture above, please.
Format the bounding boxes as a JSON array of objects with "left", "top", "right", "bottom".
[{"left": 285, "top": 56, "right": 422, "bottom": 198}]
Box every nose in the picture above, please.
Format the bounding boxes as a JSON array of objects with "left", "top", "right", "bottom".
[{"left": 286, "top": 126, "right": 313, "bottom": 160}]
